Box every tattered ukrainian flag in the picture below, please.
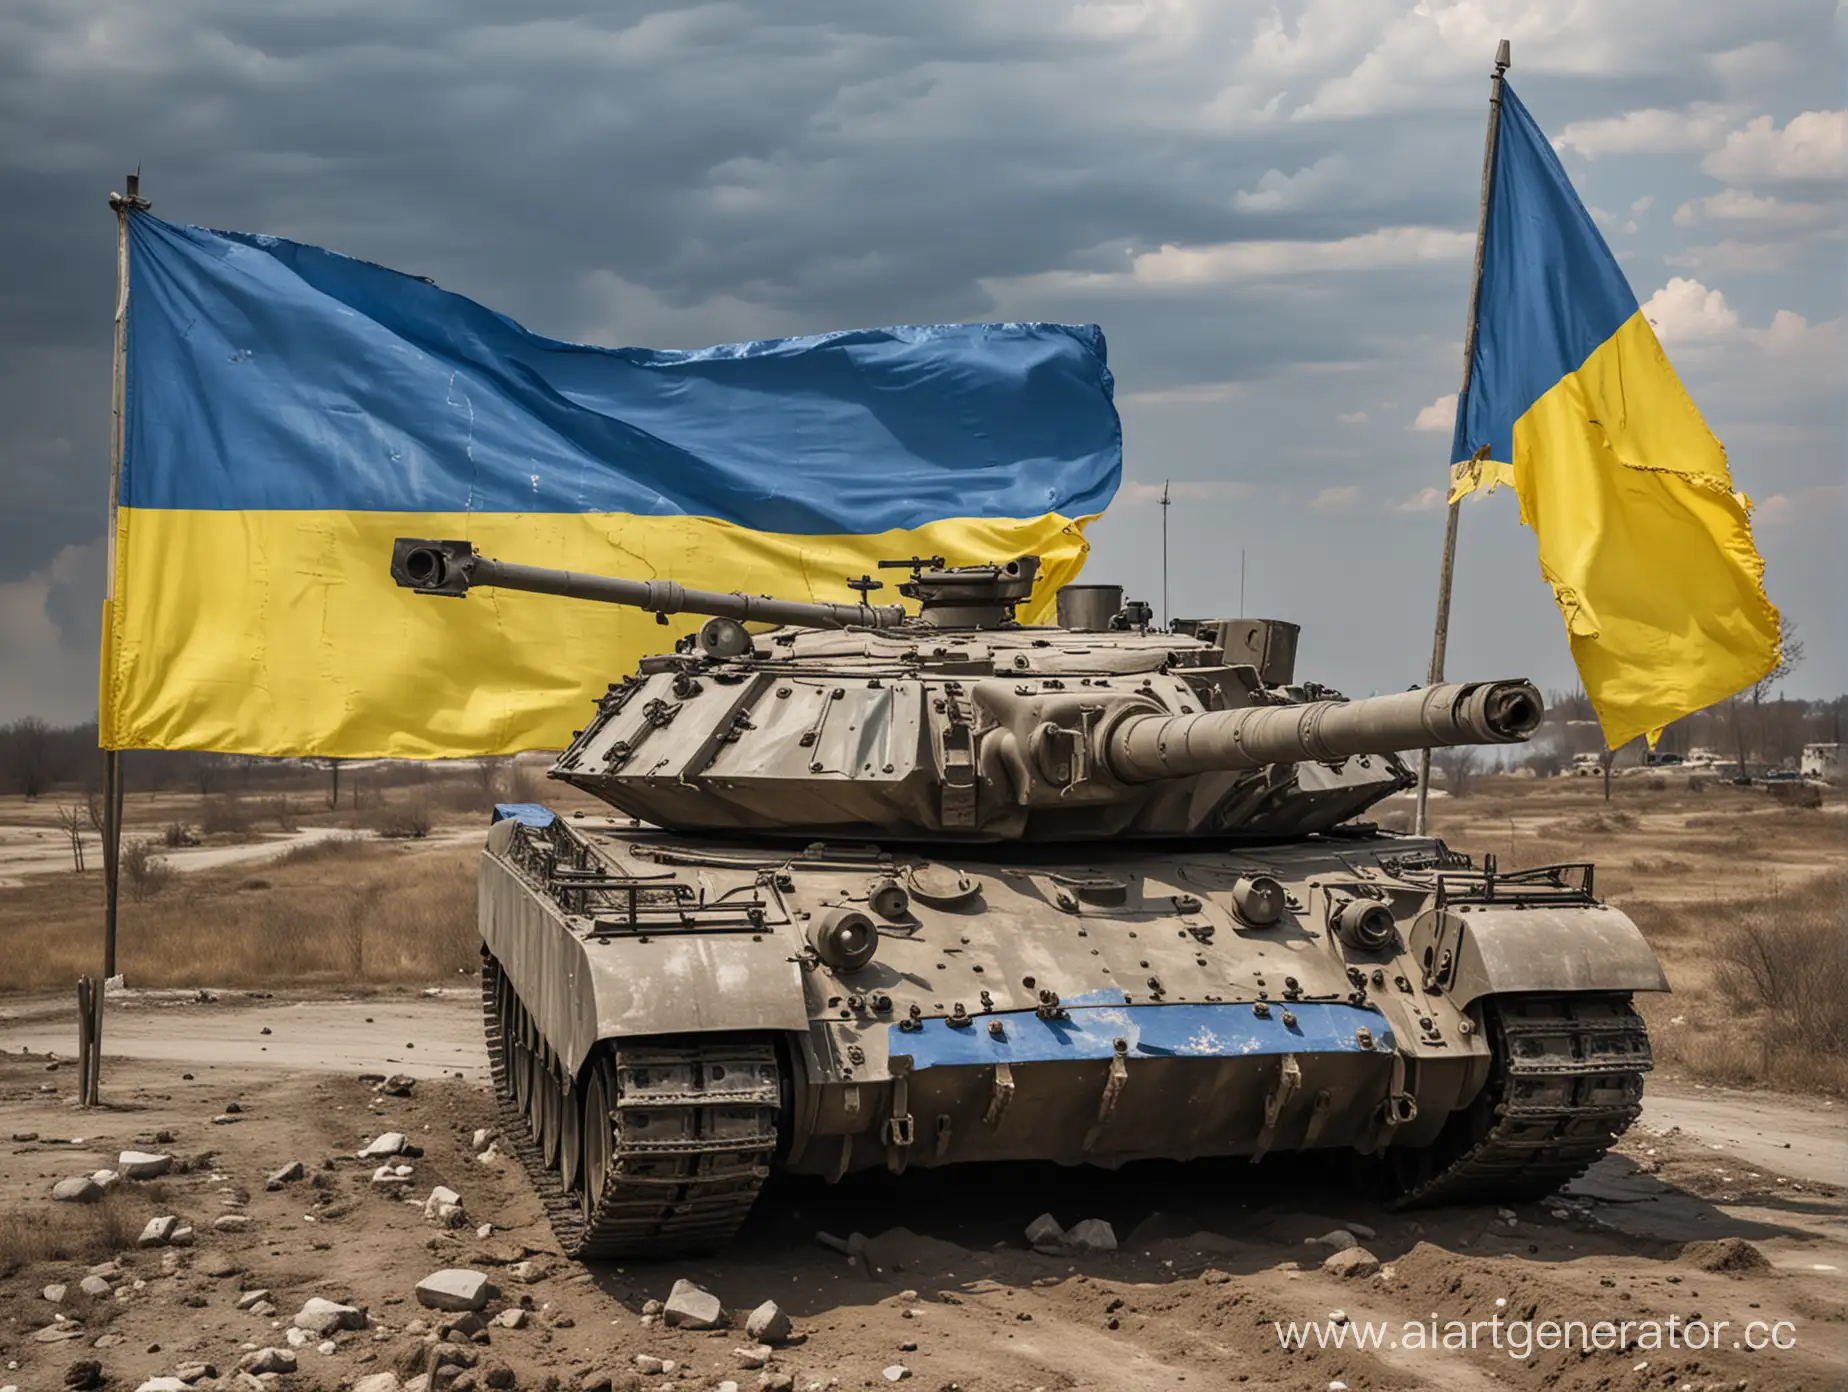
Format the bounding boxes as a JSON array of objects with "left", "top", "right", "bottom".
[
  {"left": 1450, "top": 84, "right": 1780, "bottom": 747},
  {"left": 104, "top": 214, "right": 1120, "bottom": 758}
]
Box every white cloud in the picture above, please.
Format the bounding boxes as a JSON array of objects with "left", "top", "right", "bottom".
[
  {"left": 987, "top": 226, "right": 1472, "bottom": 297},
  {"left": 1754, "top": 484, "right": 1845, "bottom": 526},
  {"left": 1232, "top": 155, "right": 1349, "bottom": 213},
  {"left": 1554, "top": 102, "right": 1748, "bottom": 159},
  {"left": 1673, "top": 189, "right": 1830, "bottom": 227},
  {"left": 1666, "top": 236, "right": 1841, "bottom": 275},
  {"left": 1701, "top": 110, "right": 1846, "bottom": 182},
  {"left": 1395, "top": 486, "right": 1445, "bottom": 512},
  {"left": 1337, "top": 410, "right": 1368, "bottom": 424},
  {"left": 1588, "top": 205, "right": 1639, "bottom": 237},
  {"left": 1641, "top": 278, "right": 1740, "bottom": 345},
  {"left": 1746, "top": 309, "right": 1844, "bottom": 355},
  {"left": 1310, "top": 485, "right": 1360, "bottom": 509},
  {"left": 1410, "top": 393, "right": 1457, "bottom": 432}
]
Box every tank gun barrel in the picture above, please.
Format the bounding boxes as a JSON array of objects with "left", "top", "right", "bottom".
[
  {"left": 1103, "top": 680, "right": 1543, "bottom": 783},
  {"left": 390, "top": 538, "right": 909, "bottom": 631}
]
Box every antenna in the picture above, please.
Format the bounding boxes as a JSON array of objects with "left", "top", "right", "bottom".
[
  {"left": 1239, "top": 547, "right": 1246, "bottom": 618},
  {"left": 1160, "top": 480, "right": 1171, "bottom": 630}
]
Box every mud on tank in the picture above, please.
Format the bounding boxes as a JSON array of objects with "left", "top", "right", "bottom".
[{"left": 391, "top": 539, "right": 1667, "bottom": 1258}]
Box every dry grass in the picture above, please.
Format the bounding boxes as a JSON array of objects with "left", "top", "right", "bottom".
[
  {"left": 0, "top": 836, "right": 480, "bottom": 992},
  {"left": 1420, "top": 775, "right": 1848, "bottom": 1094},
  {"left": 0, "top": 1192, "right": 151, "bottom": 1277}
]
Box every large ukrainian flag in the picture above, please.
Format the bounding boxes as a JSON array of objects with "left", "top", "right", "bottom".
[
  {"left": 1450, "top": 84, "right": 1779, "bottom": 747},
  {"left": 104, "top": 214, "right": 1120, "bottom": 758}
]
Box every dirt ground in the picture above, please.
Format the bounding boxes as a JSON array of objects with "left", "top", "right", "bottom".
[
  {"left": 1, "top": 774, "right": 1843, "bottom": 1391},
  {"left": 0, "top": 992, "right": 1843, "bottom": 1392}
]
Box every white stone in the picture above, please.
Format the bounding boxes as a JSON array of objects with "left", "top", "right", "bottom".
[
  {"left": 135, "top": 1380, "right": 191, "bottom": 1392},
  {"left": 79, "top": 1275, "right": 113, "bottom": 1298},
  {"left": 43, "top": 1284, "right": 67, "bottom": 1303},
  {"left": 118, "top": 1151, "right": 174, "bottom": 1179},
  {"left": 1308, "top": 1229, "right": 1358, "bottom": 1252},
  {"left": 372, "top": 1165, "right": 411, "bottom": 1188},
  {"left": 1024, "top": 1213, "right": 1064, "bottom": 1247},
  {"left": 137, "top": 1216, "right": 179, "bottom": 1248},
  {"left": 422, "top": 1186, "right": 462, "bottom": 1222},
  {"left": 358, "top": 1132, "right": 406, "bottom": 1158},
  {"left": 634, "top": 1355, "right": 666, "bottom": 1374},
  {"left": 90, "top": 1170, "right": 121, "bottom": 1191},
  {"left": 414, "top": 1269, "right": 491, "bottom": 1313},
  {"left": 236, "top": 1289, "right": 271, "bottom": 1310},
  {"left": 285, "top": 1328, "right": 310, "bottom": 1349},
  {"left": 1063, "top": 1218, "right": 1117, "bottom": 1252},
  {"left": 1341, "top": 1221, "right": 1377, "bottom": 1240},
  {"left": 735, "top": 1345, "right": 773, "bottom": 1369},
  {"left": 214, "top": 1214, "right": 253, "bottom": 1233},
  {"left": 663, "top": 1278, "right": 724, "bottom": 1329},
  {"left": 169, "top": 1226, "right": 194, "bottom": 1246},
  {"left": 51, "top": 1177, "right": 103, "bottom": 1203},
  {"left": 294, "top": 1297, "right": 366, "bottom": 1335},
  {"left": 471, "top": 1129, "right": 494, "bottom": 1151},
  {"left": 239, "top": 1348, "right": 296, "bottom": 1375},
  {"left": 882, "top": 1367, "right": 911, "bottom": 1383},
  {"left": 491, "top": 1309, "right": 526, "bottom": 1329},
  {"left": 1322, "top": 1247, "right": 1381, "bottom": 1279},
  {"left": 745, "top": 1301, "right": 791, "bottom": 1345},
  {"left": 352, "top": 1377, "right": 401, "bottom": 1392},
  {"left": 316, "top": 1340, "right": 336, "bottom": 1356}
]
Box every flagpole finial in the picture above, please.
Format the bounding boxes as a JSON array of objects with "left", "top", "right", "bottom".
[{"left": 1495, "top": 39, "right": 1511, "bottom": 71}]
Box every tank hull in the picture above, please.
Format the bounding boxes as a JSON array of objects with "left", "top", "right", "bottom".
[{"left": 478, "top": 809, "right": 1664, "bottom": 1256}]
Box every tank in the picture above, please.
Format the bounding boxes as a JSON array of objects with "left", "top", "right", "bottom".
[{"left": 390, "top": 538, "right": 1668, "bottom": 1259}]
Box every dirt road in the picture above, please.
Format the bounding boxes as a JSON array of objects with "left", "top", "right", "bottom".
[{"left": 1, "top": 991, "right": 1842, "bottom": 1391}]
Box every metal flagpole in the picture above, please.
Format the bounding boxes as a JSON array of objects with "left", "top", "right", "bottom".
[
  {"left": 1414, "top": 40, "right": 1509, "bottom": 839},
  {"left": 92, "top": 171, "right": 150, "bottom": 1104}
]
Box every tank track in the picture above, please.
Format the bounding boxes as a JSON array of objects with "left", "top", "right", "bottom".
[
  {"left": 1388, "top": 992, "right": 1651, "bottom": 1208},
  {"left": 481, "top": 953, "right": 779, "bottom": 1259}
]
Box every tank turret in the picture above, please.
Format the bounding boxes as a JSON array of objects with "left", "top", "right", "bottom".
[{"left": 392, "top": 539, "right": 1540, "bottom": 841}]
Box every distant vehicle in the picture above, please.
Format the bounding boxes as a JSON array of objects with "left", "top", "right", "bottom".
[
  {"left": 1801, "top": 743, "right": 1841, "bottom": 780},
  {"left": 1568, "top": 752, "right": 1605, "bottom": 777}
]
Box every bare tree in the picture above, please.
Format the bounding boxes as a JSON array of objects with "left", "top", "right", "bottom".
[{"left": 55, "top": 804, "right": 86, "bottom": 872}]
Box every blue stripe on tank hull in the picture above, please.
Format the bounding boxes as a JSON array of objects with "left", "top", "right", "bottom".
[{"left": 888, "top": 1001, "right": 1394, "bottom": 1071}]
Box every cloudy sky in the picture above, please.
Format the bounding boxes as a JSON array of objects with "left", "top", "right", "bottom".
[{"left": 2, "top": 0, "right": 1842, "bottom": 731}]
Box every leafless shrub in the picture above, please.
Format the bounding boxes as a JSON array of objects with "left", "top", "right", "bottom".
[
  {"left": 375, "top": 796, "right": 432, "bottom": 840},
  {"left": 1712, "top": 874, "right": 1847, "bottom": 1059},
  {"left": 162, "top": 822, "right": 199, "bottom": 848},
  {"left": 1433, "top": 747, "right": 1480, "bottom": 796},
  {"left": 121, "top": 839, "right": 174, "bottom": 901},
  {"left": 499, "top": 761, "right": 542, "bottom": 804},
  {"left": 262, "top": 795, "right": 301, "bottom": 832},
  {"left": 200, "top": 793, "right": 251, "bottom": 837}
]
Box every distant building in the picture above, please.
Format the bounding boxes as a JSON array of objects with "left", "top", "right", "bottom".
[{"left": 1801, "top": 742, "right": 1841, "bottom": 781}]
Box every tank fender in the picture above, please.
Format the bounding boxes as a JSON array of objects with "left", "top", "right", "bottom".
[
  {"left": 1410, "top": 903, "right": 1668, "bottom": 1008},
  {"left": 478, "top": 835, "right": 809, "bottom": 1076}
]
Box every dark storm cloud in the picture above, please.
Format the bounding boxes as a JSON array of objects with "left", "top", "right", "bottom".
[{"left": 1, "top": 0, "right": 1841, "bottom": 719}]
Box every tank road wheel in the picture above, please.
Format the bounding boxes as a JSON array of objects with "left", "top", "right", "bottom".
[
  {"left": 579, "top": 1057, "right": 615, "bottom": 1225},
  {"left": 1385, "top": 992, "right": 1651, "bottom": 1208},
  {"left": 536, "top": 1049, "right": 563, "bottom": 1171},
  {"left": 559, "top": 1067, "right": 583, "bottom": 1195}
]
